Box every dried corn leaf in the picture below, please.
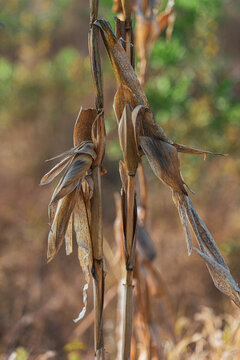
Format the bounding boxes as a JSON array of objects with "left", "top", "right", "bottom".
[
  {"left": 141, "top": 109, "right": 171, "bottom": 143},
  {"left": 73, "top": 107, "right": 98, "bottom": 146},
  {"left": 65, "top": 213, "right": 73, "bottom": 256},
  {"left": 40, "top": 155, "right": 72, "bottom": 185},
  {"left": 114, "top": 85, "right": 138, "bottom": 122},
  {"left": 118, "top": 104, "right": 139, "bottom": 175},
  {"left": 47, "top": 188, "right": 77, "bottom": 262},
  {"left": 139, "top": 136, "right": 187, "bottom": 194},
  {"left": 75, "top": 142, "right": 97, "bottom": 160},
  {"left": 173, "top": 142, "right": 224, "bottom": 157},
  {"left": 177, "top": 203, "right": 192, "bottom": 256},
  {"left": 194, "top": 247, "right": 240, "bottom": 307},
  {"left": 173, "top": 193, "right": 240, "bottom": 307},
  {"left": 51, "top": 154, "right": 92, "bottom": 204},
  {"left": 74, "top": 189, "right": 93, "bottom": 282},
  {"left": 94, "top": 19, "right": 149, "bottom": 107},
  {"left": 74, "top": 283, "right": 89, "bottom": 323},
  {"left": 91, "top": 112, "right": 105, "bottom": 166}
]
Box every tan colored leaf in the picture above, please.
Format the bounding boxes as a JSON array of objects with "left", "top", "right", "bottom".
[
  {"left": 40, "top": 156, "right": 72, "bottom": 185},
  {"left": 194, "top": 247, "right": 240, "bottom": 308},
  {"left": 74, "top": 189, "right": 93, "bottom": 282},
  {"left": 113, "top": 85, "right": 138, "bottom": 123},
  {"left": 91, "top": 112, "right": 105, "bottom": 166},
  {"left": 47, "top": 188, "right": 77, "bottom": 262},
  {"left": 73, "top": 107, "right": 98, "bottom": 146},
  {"left": 139, "top": 136, "right": 187, "bottom": 194},
  {"left": 51, "top": 153, "right": 92, "bottom": 204},
  {"left": 94, "top": 19, "right": 149, "bottom": 107},
  {"left": 65, "top": 213, "right": 73, "bottom": 256},
  {"left": 118, "top": 104, "right": 139, "bottom": 175},
  {"left": 173, "top": 142, "right": 224, "bottom": 157},
  {"left": 75, "top": 142, "right": 97, "bottom": 160},
  {"left": 142, "top": 109, "right": 171, "bottom": 143}
]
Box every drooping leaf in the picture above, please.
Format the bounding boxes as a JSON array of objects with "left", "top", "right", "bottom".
[
  {"left": 140, "top": 136, "right": 187, "bottom": 194},
  {"left": 40, "top": 155, "right": 72, "bottom": 185},
  {"left": 51, "top": 154, "right": 92, "bottom": 204},
  {"left": 173, "top": 142, "right": 224, "bottom": 157},
  {"left": 74, "top": 188, "right": 93, "bottom": 281},
  {"left": 47, "top": 188, "right": 78, "bottom": 262},
  {"left": 194, "top": 247, "right": 240, "bottom": 307}
]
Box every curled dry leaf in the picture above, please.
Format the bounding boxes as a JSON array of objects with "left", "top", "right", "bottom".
[
  {"left": 73, "top": 107, "right": 98, "bottom": 146},
  {"left": 91, "top": 112, "right": 105, "bottom": 166},
  {"left": 118, "top": 104, "right": 139, "bottom": 175}
]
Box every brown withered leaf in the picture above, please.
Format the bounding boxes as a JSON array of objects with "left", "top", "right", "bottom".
[
  {"left": 94, "top": 19, "right": 149, "bottom": 107},
  {"left": 118, "top": 104, "right": 139, "bottom": 175},
  {"left": 73, "top": 107, "right": 98, "bottom": 146},
  {"left": 91, "top": 112, "right": 105, "bottom": 166},
  {"left": 74, "top": 189, "right": 93, "bottom": 282},
  {"left": 65, "top": 213, "right": 73, "bottom": 256},
  {"left": 141, "top": 109, "right": 172, "bottom": 143},
  {"left": 139, "top": 136, "right": 187, "bottom": 194},
  {"left": 171, "top": 192, "right": 240, "bottom": 307},
  {"left": 51, "top": 153, "right": 93, "bottom": 204},
  {"left": 47, "top": 188, "right": 78, "bottom": 262},
  {"left": 113, "top": 84, "right": 138, "bottom": 122},
  {"left": 40, "top": 155, "right": 72, "bottom": 186},
  {"left": 131, "top": 105, "right": 146, "bottom": 154},
  {"left": 194, "top": 247, "right": 240, "bottom": 307},
  {"left": 174, "top": 142, "right": 224, "bottom": 157}
]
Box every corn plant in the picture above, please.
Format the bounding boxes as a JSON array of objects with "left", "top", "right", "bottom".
[{"left": 41, "top": 0, "right": 240, "bottom": 359}]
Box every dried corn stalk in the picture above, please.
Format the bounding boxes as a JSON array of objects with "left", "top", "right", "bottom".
[{"left": 135, "top": 0, "right": 175, "bottom": 86}]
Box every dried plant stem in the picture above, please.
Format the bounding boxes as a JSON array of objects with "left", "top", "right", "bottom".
[
  {"left": 89, "top": 0, "right": 105, "bottom": 356},
  {"left": 91, "top": 166, "right": 105, "bottom": 359},
  {"left": 122, "top": 175, "right": 136, "bottom": 360}
]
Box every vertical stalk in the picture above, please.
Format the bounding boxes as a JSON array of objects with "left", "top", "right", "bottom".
[
  {"left": 116, "top": 2, "right": 138, "bottom": 359},
  {"left": 89, "top": 0, "right": 105, "bottom": 358}
]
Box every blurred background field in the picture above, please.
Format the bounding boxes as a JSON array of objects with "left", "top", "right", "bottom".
[{"left": 0, "top": 0, "right": 240, "bottom": 358}]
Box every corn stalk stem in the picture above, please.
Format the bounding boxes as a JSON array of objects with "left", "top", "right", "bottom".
[
  {"left": 88, "top": 0, "right": 105, "bottom": 357},
  {"left": 122, "top": 175, "right": 136, "bottom": 360},
  {"left": 91, "top": 166, "right": 105, "bottom": 359}
]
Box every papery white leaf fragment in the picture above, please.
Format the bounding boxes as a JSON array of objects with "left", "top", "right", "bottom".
[{"left": 73, "top": 283, "right": 89, "bottom": 323}]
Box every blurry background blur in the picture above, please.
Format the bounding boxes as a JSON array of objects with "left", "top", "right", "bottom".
[{"left": 0, "top": 0, "right": 240, "bottom": 359}]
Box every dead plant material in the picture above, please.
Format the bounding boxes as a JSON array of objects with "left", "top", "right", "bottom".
[{"left": 135, "top": 0, "right": 175, "bottom": 86}]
